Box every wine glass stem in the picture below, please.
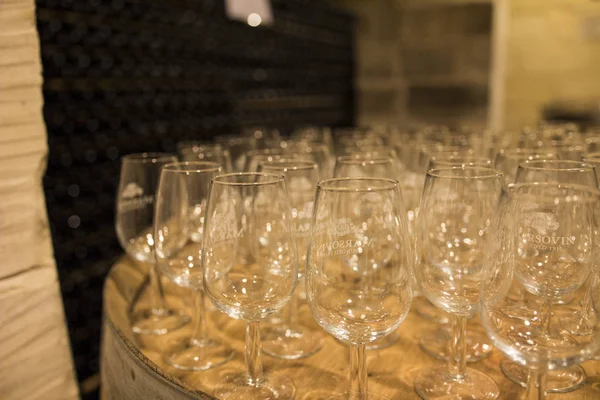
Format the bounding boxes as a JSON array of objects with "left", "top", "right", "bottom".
[
  {"left": 524, "top": 369, "right": 547, "bottom": 400},
  {"left": 285, "top": 289, "right": 298, "bottom": 324},
  {"left": 349, "top": 344, "right": 368, "bottom": 400},
  {"left": 190, "top": 289, "right": 208, "bottom": 345},
  {"left": 448, "top": 315, "right": 468, "bottom": 380},
  {"left": 148, "top": 263, "right": 167, "bottom": 311},
  {"left": 246, "top": 321, "right": 264, "bottom": 385}
]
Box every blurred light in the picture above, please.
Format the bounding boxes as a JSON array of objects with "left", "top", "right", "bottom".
[
  {"left": 68, "top": 215, "right": 81, "bottom": 228},
  {"left": 247, "top": 13, "right": 262, "bottom": 27}
]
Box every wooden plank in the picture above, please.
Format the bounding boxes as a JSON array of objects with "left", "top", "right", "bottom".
[
  {"left": 0, "top": 46, "right": 39, "bottom": 65},
  {"left": 0, "top": 63, "right": 42, "bottom": 89},
  {"left": 0, "top": 0, "right": 80, "bottom": 398},
  {"left": 0, "top": 31, "right": 39, "bottom": 49},
  {"left": 0, "top": 98, "right": 44, "bottom": 126}
]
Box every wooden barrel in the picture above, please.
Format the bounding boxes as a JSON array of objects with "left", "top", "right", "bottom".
[{"left": 101, "top": 257, "right": 600, "bottom": 399}]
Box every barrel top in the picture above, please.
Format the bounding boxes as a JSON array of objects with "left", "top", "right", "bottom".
[{"left": 103, "top": 257, "right": 600, "bottom": 399}]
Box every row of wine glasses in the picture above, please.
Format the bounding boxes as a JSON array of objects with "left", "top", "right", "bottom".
[{"left": 114, "top": 123, "right": 600, "bottom": 400}]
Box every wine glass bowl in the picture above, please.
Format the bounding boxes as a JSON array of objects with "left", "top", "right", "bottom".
[
  {"left": 116, "top": 152, "right": 189, "bottom": 335},
  {"left": 258, "top": 160, "right": 324, "bottom": 360},
  {"left": 481, "top": 182, "right": 600, "bottom": 399},
  {"left": 153, "top": 161, "right": 235, "bottom": 371},
  {"left": 306, "top": 177, "right": 413, "bottom": 399},
  {"left": 203, "top": 172, "right": 298, "bottom": 399},
  {"left": 414, "top": 166, "right": 503, "bottom": 400}
]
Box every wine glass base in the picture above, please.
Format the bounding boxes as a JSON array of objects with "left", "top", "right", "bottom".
[
  {"left": 415, "top": 367, "right": 499, "bottom": 400},
  {"left": 412, "top": 297, "right": 450, "bottom": 324},
  {"left": 419, "top": 328, "right": 492, "bottom": 363},
  {"left": 163, "top": 337, "right": 235, "bottom": 371},
  {"left": 262, "top": 323, "right": 324, "bottom": 360},
  {"left": 366, "top": 329, "right": 401, "bottom": 350},
  {"left": 302, "top": 390, "right": 391, "bottom": 400},
  {"left": 130, "top": 307, "right": 189, "bottom": 335},
  {"left": 500, "top": 360, "right": 586, "bottom": 393},
  {"left": 214, "top": 372, "right": 296, "bottom": 400}
]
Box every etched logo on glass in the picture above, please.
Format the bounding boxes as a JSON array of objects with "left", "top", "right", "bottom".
[
  {"left": 118, "top": 183, "right": 153, "bottom": 212},
  {"left": 522, "top": 208, "right": 574, "bottom": 250}
]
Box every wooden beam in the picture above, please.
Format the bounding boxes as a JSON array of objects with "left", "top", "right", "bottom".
[{"left": 0, "top": 0, "right": 80, "bottom": 398}]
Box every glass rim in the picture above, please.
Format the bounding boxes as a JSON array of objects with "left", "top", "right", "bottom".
[
  {"left": 317, "top": 177, "right": 398, "bottom": 192},
  {"left": 259, "top": 160, "right": 318, "bottom": 171},
  {"left": 507, "top": 182, "right": 600, "bottom": 203},
  {"left": 215, "top": 134, "right": 257, "bottom": 143},
  {"left": 500, "top": 147, "right": 557, "bottom": 156},
  {"left": 430, "top": 154, "right": 492, "bottom": 163},
  {"left": 212, "top": 172, "right": 284, "bottom": 186},
  {"left": 583, "top": 151, "right": 600, "bottom": 161},
  {"left": 335, "top": 155, "right": 394, "bottom": 165},
  {"left": 162, "top": 161, "right": 223, "bottom": 173},
  {"left": 518, "top": 159, "right": 595, "bottom": 172},
  {"left": 427, "top": 166, "right": 504, "bottom": 180},
  {"left": 122, "top": 152, "right": 176, "bottom": 163},
  {"left": 284, "top": 142, "right": 329, "bottom": 153},
  {"left": 420, "top": 144, "right": 474, "bottom": 153},
  {"left": 177, "top": 140, "right": 220, "bottom": 147},
  {"left": 180, "top": 146, "right": 230, "bottom": 156},
  {"left": 246, "top": 148, "right": 287, "bottom": 157}
]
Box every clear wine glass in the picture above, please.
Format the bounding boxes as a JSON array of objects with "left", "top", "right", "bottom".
[
  {"left": 257, "top": 160, "right": 324, "bottom": 359},
  {"left": 333, "top": 155, "right": 398, "bottom": 178},
  {"left": 494, "top": 148, "right": 557, "bottom": 184},
  {"left": 481, "top": 182, "right": 600, "bottom": 400},
  {"left": 306, "top": 178, "right": 413, "bottom": 399},
  {"left": 203, "top": 173, "right": 298, "bottom": 400},
  {"left": 176, "top": 142, "right": 222, "bottom": 160},
  {"left": 499, "top": 160, "right": 598, "bottom": 393},
  {"left": 417, "top": 144, "right": 494, "bottom": 353},
  {"left": 116, "top": 153, "right": 189, "bottom": 335},
  {"left": 215, "top": 135, "right": 257, "bottom": 173},
  {"left": 154, "top": 161, "right": 235, "bottom": 370},
  {"left": 414, "top": 166, "right": 502, "bottom": 399},
  {"left": 285, "top": 143, "right": 334, "bottom": 179},
  {"left": 417, "top": 156, "right": 496, "bottom": 364},
  {"left": 332, "top": 155, "right": 404, "bottom": 351},
  {"left": 179, "top": 145, "right": 234, "bottom": 172},
  {"left": 243, "top": 148, "right": 312, "bottom": 173}
]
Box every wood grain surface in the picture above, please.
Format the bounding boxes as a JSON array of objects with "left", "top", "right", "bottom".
[
  {"left": 0, "top": 0, "right": 79, "bottom": 398},
  {"left": 103, "top": 256, "right": 600, "bottom": 399}
]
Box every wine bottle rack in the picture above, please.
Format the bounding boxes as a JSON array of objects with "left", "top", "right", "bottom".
[{"left": 36, "top": 0, "right": 355, "bottom": 397}]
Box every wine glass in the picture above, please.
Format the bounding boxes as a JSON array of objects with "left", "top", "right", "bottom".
[
  {"left": 286, "top": 143, "right": 334, "bottom": 179},
  {"left": 583, "top": 152, "right": 600, "bottom": 186},
  {"left": 257, "top": 160, "right": 324, "bottom": 359},
  {"left": 414, "top": 166, "right": 502, "bottom": 400},
  {"left": 306, "top": 178, "right": 413, "bottom": 399},
  {"left": 332, "top": 155, "right": 404, "bottom": 351},
  {"left": 215, "top": 135, "right": 257, "bottom": 172},
  {"left": 428, "top": 155, "right": 492, "bottom": 169},
  {"left": 333, "top": 155, "right": 398, "bottom": 178},
  {"left": 179, "top": 144, "right": 234, "bottom": 172},
  {"left": 154, "top": 161, "right": 235, "bottom": 370},
  {"left": 494, "top": 148, "right": 557, "bottom": 184},
  {"left": 243, "top": 148, "right": 312, "bottom": 173},
  {"left": 417, "top": 156, "right": 496, "bottom": 364},
  {"left": 203, "top": 173, "right": 298, "bottom": 400},
  {"left": 116, "top": 152, "right": 189, "bottom": 335},
  {"left": 418, "top": 144, "right": 494, "bottom": 352},
  {"left": 481, "top": 182, "right": 600, "bottom": 399},
  {"left": 499, "top": 160, "right": 598, "bottom": 392},
  {"left": 176, "top": 142, "right": 222, "bottom": 160}
]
